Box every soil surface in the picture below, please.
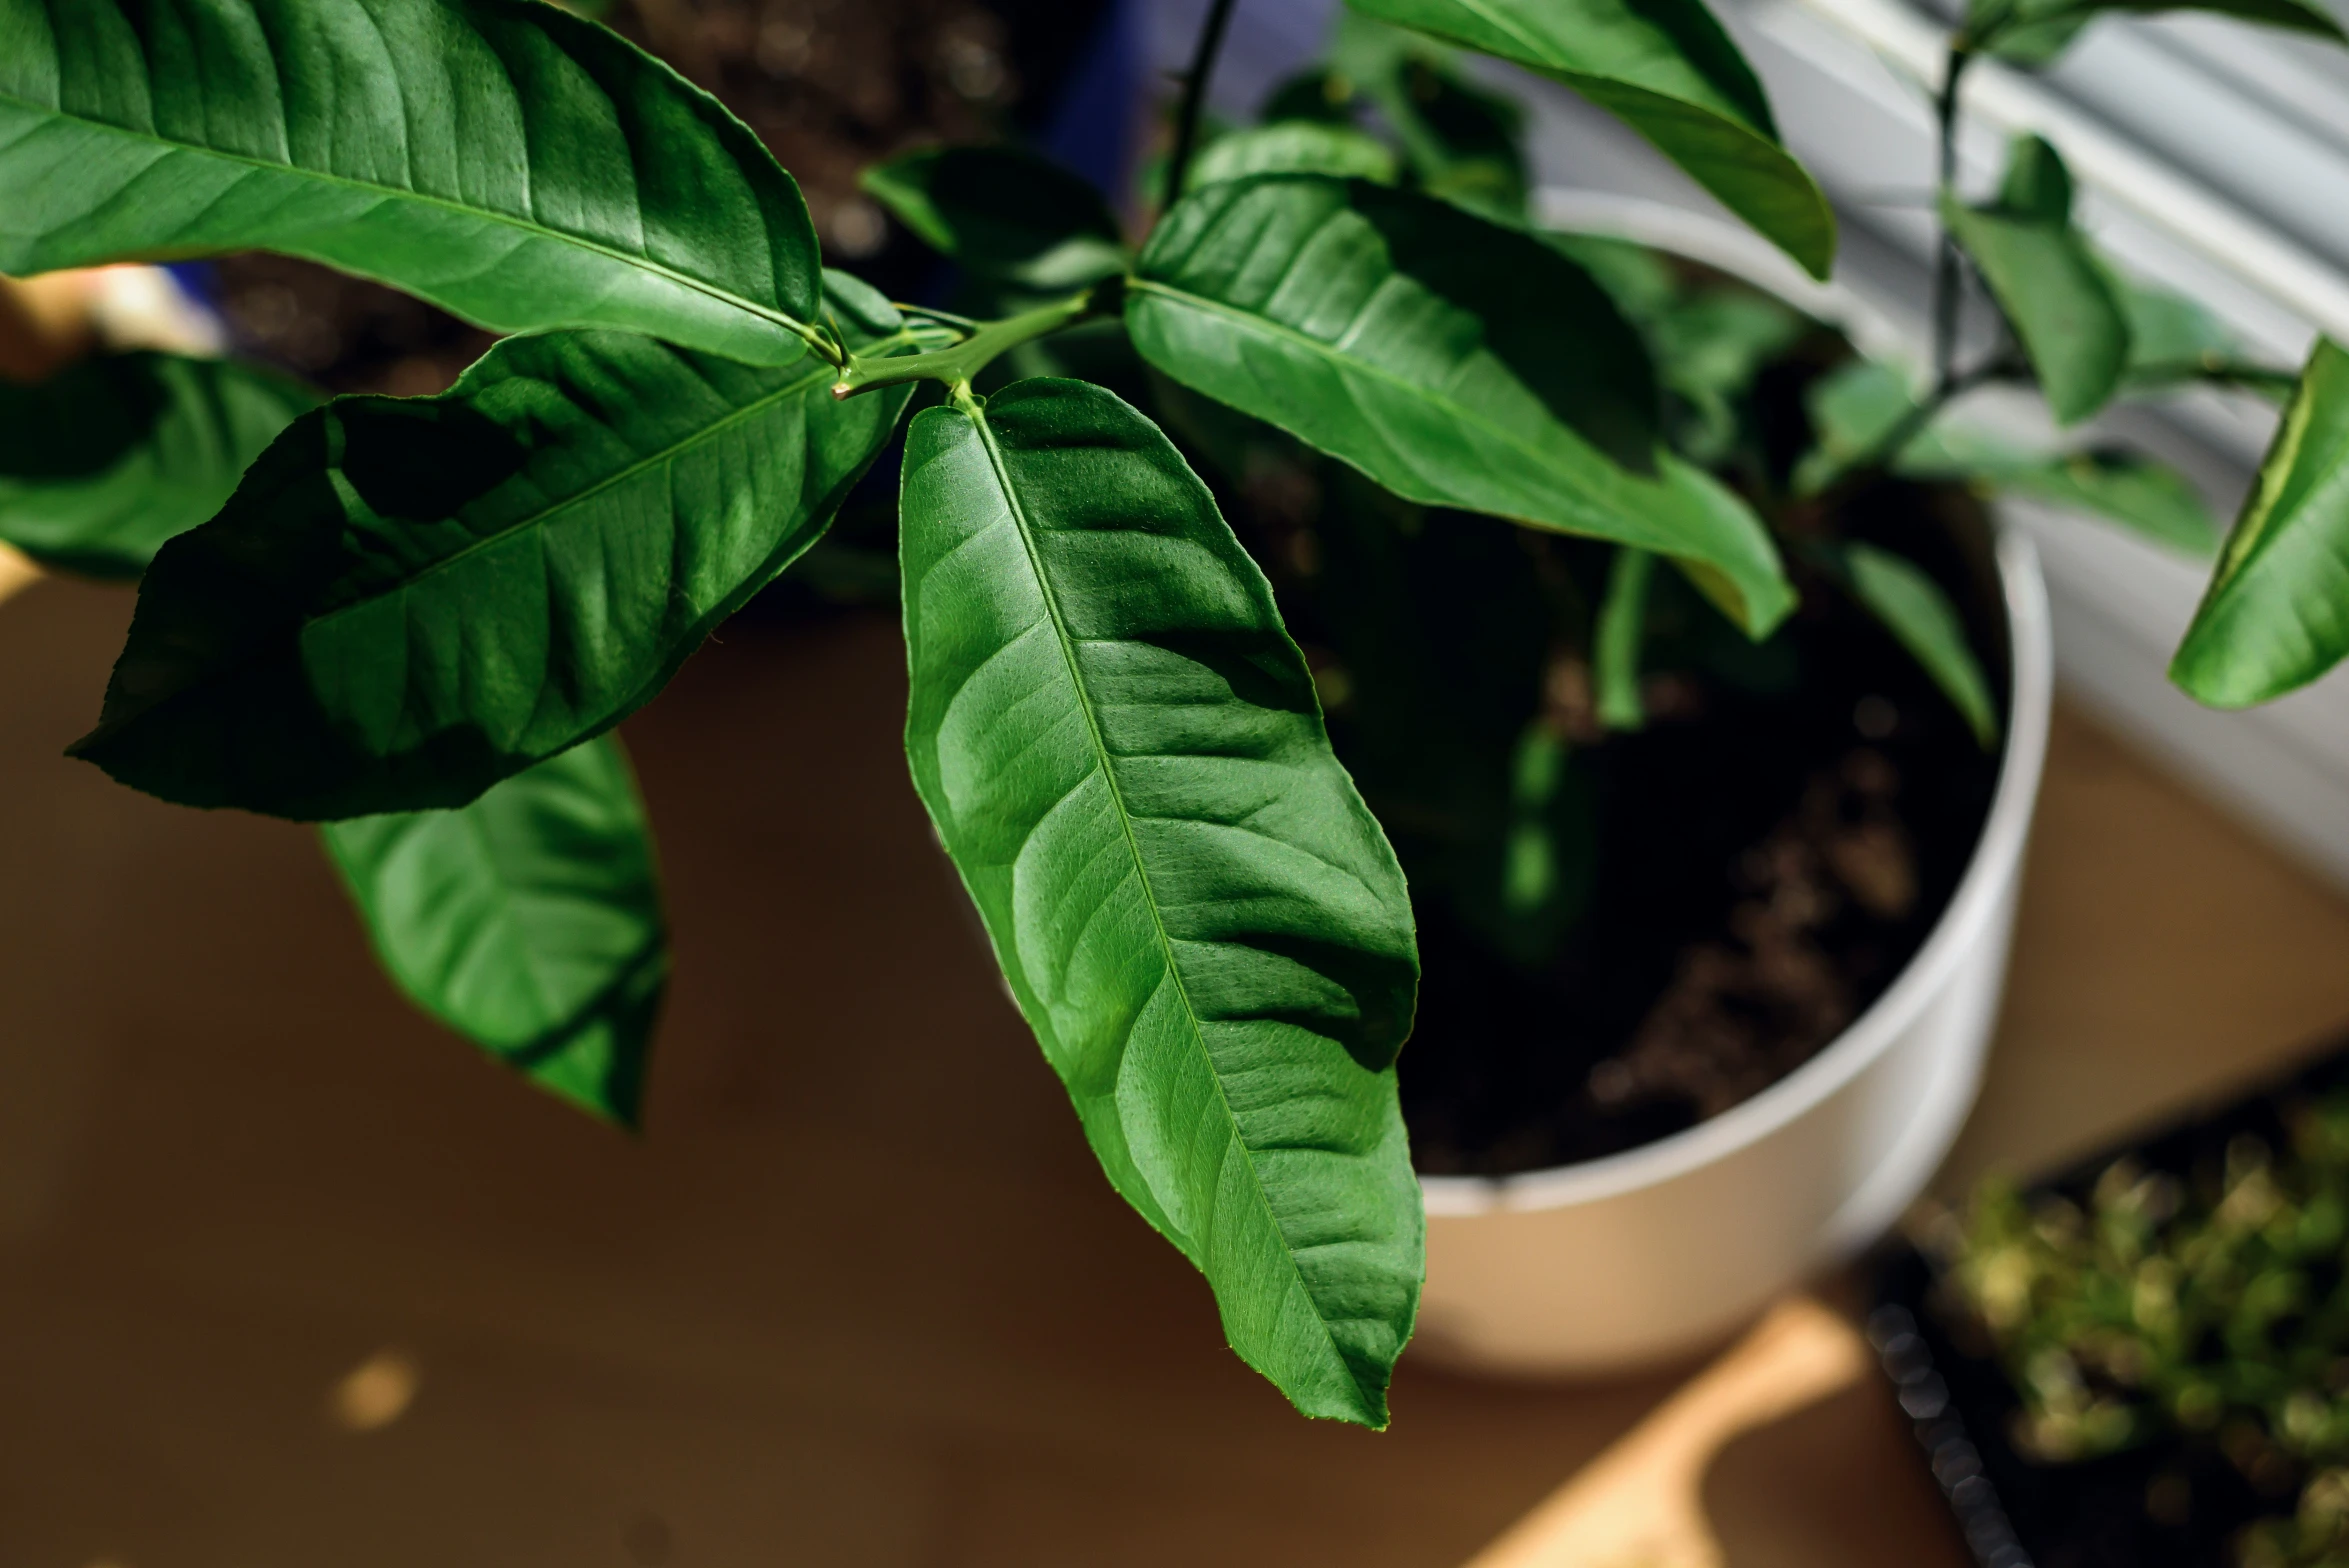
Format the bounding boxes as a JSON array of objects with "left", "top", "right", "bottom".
[{"left": 1397, "top": 564, "right": 2006, "bottom": 1176}]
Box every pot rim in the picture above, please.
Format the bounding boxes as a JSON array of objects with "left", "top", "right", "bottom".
[{"left": 1419, "top": 191, "right": 2057, "bottom": 1218}]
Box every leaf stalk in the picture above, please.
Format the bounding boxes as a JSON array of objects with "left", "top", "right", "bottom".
[{"left": 831, "top": 289, "right": 1106, "bottom": 398}]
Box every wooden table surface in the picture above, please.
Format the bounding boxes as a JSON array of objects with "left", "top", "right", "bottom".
[{"left": 5, "top": 578, "right": 2349, "bottom": 1568}]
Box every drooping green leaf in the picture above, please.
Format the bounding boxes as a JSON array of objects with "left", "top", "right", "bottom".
[
  {"left": 0, "top": 0, "right": 824, "bottom": 365},
  {"left": 1973, "top": 0, "right": 2343, "bottom": 68},
  {"left": 859, "top": 144, "right": 1126, "bottom": 290},
  {"left": 1544, "top": 232, "right": 1680, "bottom": 323},
  {"left": 0, "top": 351, "right": 316, "bottom": 578},
  {"left": 1332, "top": 16, "right": 1530, "bottom": 222},
  {"left": 1344, "top": 0, "right": 1836, "bottom": 276},
  {"left": 1653, "top": 286, "right": 1811, "bottom": 462},
  {"left": 2000, "top": 452, "right": 2220, "bottom": 555},
  {"left": 1489, "top": 719, "right": 1594, "bottom": 964},
  {"left": 2099, "top": 265, "right": 2296, "bottom": 399},
  {"left": 2112, "top": 273, "right": 2236, "bottom": 380},
  {"left": 323, "top": 731, "right": 664, "bottom": 1125},
  {"left": 898, "top": 376, "right": 1422, "bottom": 1428},
  {"left": 1838, "top": 542, "right": 1999, "bottom": 747},
  {"left": 2172, "top": 339, "right": 2349, "bottom": 707},
  {"left": 1594, "top": 547, "right": 1655, "bottom": 730},
  {"left": 1802, "top": 359, "right": 2219, "bottom": 554},
  {"left": 74, "top": 276, "right": 918, "bottom": 820},
  {"left": 1130, "top": 175, "right": 1793, "bottom": 636},
  {"left": 1190, "top": 121, "right": 1401, "bottom": 189},
  {"left": 1942, "top": 136, "right": 2130, "bottom": 425}
]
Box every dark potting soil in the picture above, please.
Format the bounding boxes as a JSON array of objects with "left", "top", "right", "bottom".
[
  {"left": 1398, "top": 579, "right": 2003, "bottom": 1175},
  {"left": 201, "top": 0, "right": 1110, "bottom": 395}
]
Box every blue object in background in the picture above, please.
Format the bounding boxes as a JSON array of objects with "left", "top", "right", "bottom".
[
  {"left": 1041, "top": 0, "right": 1147, "bottom": 213},
  {"left": 162, "top": 262, "right": 217, "bottom": 310}
]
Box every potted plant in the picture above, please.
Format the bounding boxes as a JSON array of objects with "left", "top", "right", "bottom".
[{"left": 2, "top": 0, "right": 2346, "bottom": 1427}]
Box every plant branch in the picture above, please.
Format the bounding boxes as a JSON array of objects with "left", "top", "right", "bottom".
[
  {"left": 1930, "top": 43, "right": 1973, "bottom": 396},
  {"left": 1815, "top": 354, "right": 2023, "bottom": 509},
  {"left": 2127, "top": 358, "right": 2302, "bottom": 399},
  {"left": 831, "top": 289, "right": 1105, "bottom": 398},
  {"left": 1163, "top": 0, "right": 1241, "bottom": 208}
]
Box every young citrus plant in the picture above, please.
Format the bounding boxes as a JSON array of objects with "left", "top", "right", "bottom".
[{"left": 1, "top": 0, "right": 2344, "bottom": 1428}]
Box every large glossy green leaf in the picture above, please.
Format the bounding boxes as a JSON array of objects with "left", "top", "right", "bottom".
[
  {"left": 1345, "top": 0, "right": 1835, "bottom": 276},
  {"left": 1130, "top": 175, "right": 1793, "bottom": 635},
  {"left": 859, "top": 145, "right": 1126, "bottom": 290},
  {"left": 1838, "top": 542, "right": 1998, "bottom": 747},
  {"left": 1942, "top": 137, "right": 2129, "bottom": 425},
  {"left": 0, "top": 350, "right": 316, "bottom": 578},
  {"left": 2172, "top": 339, "right": 2349, "bottom": 706},
  {"left": 324, "top": 731, "right": 664, "bottom": 1125},
  {"left": 75, "top": 277, "right": 918, "bottom": 820},
  {"left": 1973, "top": 0, "right": 2342, "bottom": 67},
  {"left": 1803, "top": 360, "right": 2218, "bottom": 554},
  {"left": 899, "top": 377, "right": 1423, "bottom": 1427},
  {"left": 0, "top": 0, "right": 823, "bottom": 365}
]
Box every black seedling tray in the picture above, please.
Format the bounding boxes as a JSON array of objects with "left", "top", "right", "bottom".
[{"left": 1870, "top": 1033, "right": 2349, "bottom": 1568}]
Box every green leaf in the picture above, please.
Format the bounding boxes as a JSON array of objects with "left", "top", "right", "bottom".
[
  {"left": 1332, "top": 17, "right": 1530, "bottom": 222},
  {"left": 899, "top": 377, "right": 1422, "bottom": 1427},
  {"left": 1802, "top": 359, "right": 2218, "bottom": 554},
  {"left": 1594, "top": 547, "right": 1655, "bottom": 730},
  {"left": 0, "top": 351, "right": 316, "bottom": 578},
  {"left": 1942, "top": 137, "right": 2130, "bottom": 425},
  {"left": 1838, "top": 542, "right": 1999, "bottom": 747},
  {"left": 1653, "top": 286, "right": 1811, "bottom": 462},
  {"left": 2113, "top": 273, "right": 2237, "bottom": 380},
  {"left": 0, "top": 0, "right": 824, "bottom": 366},
  {"left": 2173, "top": 339, "right": 2349, "bottom": 707},
  {"left": 1999, "top": 452, "right": 2220, "bottom": 555},
  {"left": 1190, "top": 121, "right": 1401, "bottom": 189},
  {"left": 859, "top": 144, "right": 1126, "bottom": 290},
  {"left": 74, "top": 275, "right": 918, "bottom": 820},
  {"left": 2099, "top": 265, "right": 2295, "bottom": 399},
  {"left": 323, "top": 732, "right": 664, "bottom": 1125},
  {"left": 1344, "top": 0, "right": 1836, "bottom": 277},
  {"left": 1260, "top": 68, "right": 1362, "bottom": 125},
  {"left": 1130, "top": 175, "right": 1793, "bottom": 636},
  {"left": 1976, "top": 0, "right": 2343, "bottom": 67}
]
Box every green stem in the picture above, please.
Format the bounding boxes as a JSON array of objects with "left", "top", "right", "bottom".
[
  {"left": 1593, "top": 548, "right": 1655, "bottom": 732},
  {"left": 1931, "top": 44, "right": 1974, "bottom": 395},
  {"left": 831, "top": 290, "right": 1104, "bottom": 399},
  {"left": 1164, "top": 0, "right": 1241, "bottom": 208},
  {"left": 1817, "top": 356, "right": 2020, "bottom": 506},
  {"left": 2127, "top": 359, "right": 2302, "bottom": 399}
]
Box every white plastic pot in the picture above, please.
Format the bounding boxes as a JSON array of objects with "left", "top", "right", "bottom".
[{"left": 1412, "top": 195, "right": 2058, "bottom": 1376}]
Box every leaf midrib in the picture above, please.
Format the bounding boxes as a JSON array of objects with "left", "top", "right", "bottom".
[
  {"left": 960, "top": 396, "right": 1371, "bottom": 1415},
  {"left": 0, "top": 85, "right": 812, "bottom": 341}
]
